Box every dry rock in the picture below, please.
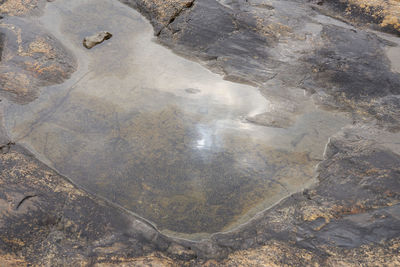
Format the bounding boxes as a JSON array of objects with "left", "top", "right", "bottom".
[{"left": 83, "top": 31, "right": 112, "bottom": 49}]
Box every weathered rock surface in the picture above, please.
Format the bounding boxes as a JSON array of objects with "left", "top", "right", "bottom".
[
  {"left": 0, "top": 0, "right": 399, "bottom": 265},
  {"left": 125, "top": 0, "right": 400, "bottom": 130},
  {"left": 120, "top": 0, "right": 195, "bottom": 34},
  {"left": 318, "top": 0, "right": 400, "bottom": 35},
  {"left": 0, "top": 17, "right": 76, "bottom": 103},
  {"left": 0, "top": 144, "right": 175, "bottom": 265},
  {"left": 302, "top": 24, "right": 400, "bottom": 130},
  {"left": 83, "top": 31, "right": 112, "bottom": 49},
  {"left": 0, "top": 0, "right": 43, "bottom": 16}
]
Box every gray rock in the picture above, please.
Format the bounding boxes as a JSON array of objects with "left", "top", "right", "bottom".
[
  {"left": 1, "top": 0, "right": 400, "bottom": 264},
  {"left": 0, "top": 32, "right": 4, "bottom": 61},
  {"left": 0, "top": 17, "right": 76, "bottom": 104},
  {"left": 83, "top": 31, "right": 112, "bottom": 49}
]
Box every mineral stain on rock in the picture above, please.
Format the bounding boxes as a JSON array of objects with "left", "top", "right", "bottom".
[{"left": 3, "top": 0, "right": 351, "bottom": 239}]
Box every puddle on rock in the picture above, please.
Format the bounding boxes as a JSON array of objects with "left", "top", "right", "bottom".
[{"left": 3, "top": 0, "right": 350, "bottom": 239}]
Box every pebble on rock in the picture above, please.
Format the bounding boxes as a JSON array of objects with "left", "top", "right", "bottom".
[{"left": 83, "top": 31, "right": 112, "bottom": 49}]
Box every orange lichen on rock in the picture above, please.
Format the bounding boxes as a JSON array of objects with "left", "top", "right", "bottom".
[
  {"left": 94, "top": 253, "right": 176, "bottom": 267},
  {"left": 213, "top": 241, "right": 319, "bottom": 267},
  {"left": 0, "top": 254, "right": 28, "bottom": 267},
  {"left": 343, "top": 0, "right": 400, "bottom": 30},
  {"left": 255, "top": 17, "right": 293, "bottom": 39},
  {"left": 140, "top": 0, "right": 194, "bottom": 26},
  {"left": 0, "top": 22, "right": 76, "bottom": 103},
  {"left": 0, "top": 72, "right": 31, "bottom": 97},
  {"left": 26, "top": 37, "right": 56, "bottom": 57},
  {"left": 0, "top": 0, "right": 40, "bottom": 16}
]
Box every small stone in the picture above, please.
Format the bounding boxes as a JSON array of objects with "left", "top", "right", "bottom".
[{"left": 83, "top": 31, "right": 112, "bottom": 49}]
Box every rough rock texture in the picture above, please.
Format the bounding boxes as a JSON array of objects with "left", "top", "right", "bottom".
[
  {"left": 0, "top": 0, "right": 46, "bottom": 16},
  {"left": 125, "top": 0, "right": 400, "bottom": 129},
  {"left": 0, "top": 17, "right": 76, "bottom": 103},
  {"left": 319, "top": 0, "right": 400, "bottom": 35},
  {"left": 121, "top": 0, "right": 400, "bottom": 131},
  {"left": 208, "top": 125, "right": 400, "bottom": 253},
  {"left": 302, "top": 24, "right": 400, "bottom": 130},
  {"left": 83, "top": 31, "right": 112, "bottom": 49},
  {"left": 0, "top": 0, "right": 400, "bottom": 265},
  {"left": 120, "top": 0, "right": 195, "bottom": 34},
  {"left": 0, "top": 144, "right": 175, "bottom": 266}
]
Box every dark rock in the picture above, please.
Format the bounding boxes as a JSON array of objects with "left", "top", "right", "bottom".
[
  {"left": 303, "top": 25, "right": 400, "bottom": 100},
  {"left": 300, "top": 25, "right": 400, "bottom": 129}
]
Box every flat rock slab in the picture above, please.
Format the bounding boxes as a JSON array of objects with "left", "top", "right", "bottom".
[
  {"left": 4, "top": 0, "right": 350, "bottom": 237},
  {"left": 1, "top": 0, "right": 400, "bottom": 265},
  {"left": 83, "top": 31, "right": 112, "bottom": 49},
  {"left": 0, "top": 17, "right": 76, "bottom": 103}
]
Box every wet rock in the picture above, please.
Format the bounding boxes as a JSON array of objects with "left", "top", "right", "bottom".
[
  {"left": 116, "top": 0, "right": 400, "bottom": 262},
  {"left": 1, "top": 0, "right": 400, "bottom": 265},
  {"left": 6, "top": 0, "right": 345, "bottom": 237},
  {"left": 125, "top": 0, "right": 399, "bottom": 128},
  {"left": 83, "top": 31, "right": 112, "bottom": 49},
  {"left": 207, "top": 125, "right": 400, "bottom": 254},
  {"left": 184, "top": 88, "right": 201, "bottom": 94},
  {"left": 246, "top": 112, "right": 295, "bottom": 128}
]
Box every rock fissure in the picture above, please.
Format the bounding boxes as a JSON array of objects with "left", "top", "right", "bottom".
[
  {"left": 15, "top": 194, "right": 37, "bottom": 210},
  {"left": 157, "top": 1, "right": 195, "bottom": 35}
]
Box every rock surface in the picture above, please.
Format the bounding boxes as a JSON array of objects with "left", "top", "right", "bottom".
[
  {"left": 0, "top": 32, "right": 4, "bottom": 60},
  {"left": 0, "top": 0, "right": 399, "bottom": 265},
  {"left": 318, "top": 0, "right": 400, "bottom": 35},
  {"left": 0, "top": 16, "right": 76, "bottom": 103},
  {"left": 83, "top": 31, "right": 112, "bottom": 49},
  {"left": 0, "top": 0, "right": 43, "bottom": 16}
]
